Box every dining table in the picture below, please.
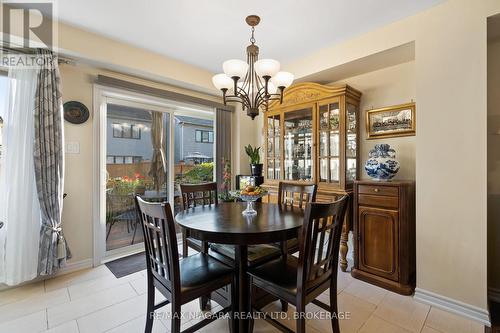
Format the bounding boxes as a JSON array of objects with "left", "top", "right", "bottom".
[{"left": 175, "top": 201, "right": 304, "bottom": 333}]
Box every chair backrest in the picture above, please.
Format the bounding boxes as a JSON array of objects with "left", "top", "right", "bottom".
[
  {"left": 135, "top": 196, "right": 180, "bottom": 293},
  {"left": 277, "top": 182, "right": 317, "bottom": 209},
  {"left": 296, "top": 196, "right": 349, "bottom": 292},
  {"left": 180, "top": 182, "right": 218, "bottom": 211}
]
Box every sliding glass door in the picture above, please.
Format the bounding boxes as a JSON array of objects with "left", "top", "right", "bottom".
[{"left": 102, "top": 97, "right": 172, "bottom": 256}]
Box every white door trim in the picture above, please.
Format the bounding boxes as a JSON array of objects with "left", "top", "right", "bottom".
[{"left": 92, "top": 85, "right": 176, "bottom": 266}]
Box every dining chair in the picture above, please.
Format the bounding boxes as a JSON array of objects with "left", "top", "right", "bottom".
[
  {"left": 276, "top": 182, "right": 317, "bottom": 254},
  {"left": 135, "top": 197, "right": 236, "bottom": 333},
  {"left": 179, "top": 182, "right": 218, "bottom": 258},
  {"left": 106, "top": 192, "right": 137, "bottom": 240},
  {"left": 249, "top": 196, "right": 349, "bottom": 333}
]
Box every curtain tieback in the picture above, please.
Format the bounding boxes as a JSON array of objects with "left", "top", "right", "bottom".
[{"left": 45, "top": 225, "right": 67, "bottom": 260}]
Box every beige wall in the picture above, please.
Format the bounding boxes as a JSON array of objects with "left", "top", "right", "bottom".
[
  {"left": 332, "top": 61, "right": 416, "bottom": 181},
  {"left": 487, "top": 37, "right": 500, "bottom": 293},
  {"left": 274, "top": 0, "right": 500, "bottom": 312}
]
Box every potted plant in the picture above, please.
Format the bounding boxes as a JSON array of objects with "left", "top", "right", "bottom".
[{"left": 245, "top": 144, "right": 263, "bottom": 176}]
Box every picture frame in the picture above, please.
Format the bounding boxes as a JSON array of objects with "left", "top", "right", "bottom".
[{"left": 365, "top": 102, "right": 416, "bottom": 139}]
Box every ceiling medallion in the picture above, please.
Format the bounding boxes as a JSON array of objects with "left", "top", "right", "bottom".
[{"left": 212, "top": 15, "right": 294, "bottom": 119}]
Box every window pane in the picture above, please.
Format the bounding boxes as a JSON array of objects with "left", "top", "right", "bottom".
[
  {"left": 202, "top": 131, "right": 209, "bottom": 142},
  {"left": 122, "top": 124, "right": 132, "bottom": 138},
  {"left": 132, "top": 125, "right": 140, "bottom": 139},
  {"left": 195, "top": 130, "right": 201, "bottom": 142},
  {"left": 106, "top": 156, "right": 114, "bottom": 164},
  {"left": 208, "top": 131, "right": 214, "bottom": 143},
  {"left": 113, "top": 124, "right": 122, "bottom": 137},
  {"left": 320, "top": 158, "right": 328, "bottom": 182},
  {"left": 124, "top": 156, "right": 133, "bottom": 164},
  {"left": 330, "top": 158, "right": 339, "bottom": 182}
]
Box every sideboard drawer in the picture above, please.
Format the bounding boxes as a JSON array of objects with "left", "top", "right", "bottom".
[
  {"left": 358, "top": 185, "right": 398, "bottom": 197},
  {"left": 358, "top": 194, "right": 399, "bottom": 209}
]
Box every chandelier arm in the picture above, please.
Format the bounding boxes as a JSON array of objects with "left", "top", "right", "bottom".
[
  {"left": 254, "top": 87, "right": 267, "bottom": 107},
  {"left": 231, "top": 87, "right": 252, "bottom": 109}
]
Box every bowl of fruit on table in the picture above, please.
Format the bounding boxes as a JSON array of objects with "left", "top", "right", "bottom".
[{"left": 230, "top": 186, "right": 268, "bottom": 215}]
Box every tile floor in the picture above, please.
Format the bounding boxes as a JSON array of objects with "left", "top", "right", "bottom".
[{"left": 0, "top": 254, "right": 485, "bottom": 333}]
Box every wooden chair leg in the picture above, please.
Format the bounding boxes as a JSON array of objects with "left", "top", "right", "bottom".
[
  {"left": 182, "top": 231, "right": 188, "bottom": 258},
  {"left": 296, "top": 303, "right": 306, "bottom": 333},
  {"left": 280, "top": 299, "right": 289, "bottom": 312},
  {"left": 228, "top": 278, "right": 238, "bottom": 333},
  {"left": 330, "top": 285, "right": 340, "bottom": 333},
  {"left": 199, "top": 296, "right": 210, "bottom": 311},
  {"left": 145, "top": 280, "right": 155, "bottom": 333},
  {"left": 171, "top": 303, "right": 181, "bottom": 333}
]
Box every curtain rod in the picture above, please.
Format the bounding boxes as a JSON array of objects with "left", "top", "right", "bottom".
[
  {"left": 0, "top": 46, "right": 73, "bottom": 64},
  {"left": 96, "top": 75, "right": 234, "bottom": 112}
]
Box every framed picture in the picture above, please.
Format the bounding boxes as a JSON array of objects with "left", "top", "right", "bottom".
[{"left": 365, "top": 102, "right": 416, "bottom": 139}]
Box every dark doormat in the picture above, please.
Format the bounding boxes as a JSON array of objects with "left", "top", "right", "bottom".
[{"left": 105, "top": 252, "right": 146, "bottom": 278}]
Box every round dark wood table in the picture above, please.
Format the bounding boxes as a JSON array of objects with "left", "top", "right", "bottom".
[{"left": 175, "top": 202, "right": 304, "bottom": 333}]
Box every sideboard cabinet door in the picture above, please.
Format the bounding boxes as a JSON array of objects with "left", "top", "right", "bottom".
[{"left": 358, "top": 206, "right": 399, "bottom": 281}]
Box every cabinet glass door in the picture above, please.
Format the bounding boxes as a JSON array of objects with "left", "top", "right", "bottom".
[
  {"left": 284, "top": 108, "right": 313, "bottom": 181},
  {"left": 346, "top": 102, "right": 358, "bottom": 182},
  {"left": 318, "top": 102, "right": 340, "bottom": 183},
  {"left": 266, "top": 114, "right": 281, "bottom": 179}
]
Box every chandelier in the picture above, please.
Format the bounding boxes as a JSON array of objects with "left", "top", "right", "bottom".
[{"left": 212, "top": 15, "right": 294, "bottom": 119}]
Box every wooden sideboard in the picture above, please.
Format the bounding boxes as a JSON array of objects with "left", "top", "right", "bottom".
[{"left": 351, "top": 180, "right": 416, "bottom": 295}]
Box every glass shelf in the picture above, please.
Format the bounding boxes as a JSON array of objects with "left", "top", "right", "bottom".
[
  {"left": 284, "top": 108, "right": 313, "bottom": 181},
  {"left": 318, "top": 102, "right": 340, "bottom": 183}
]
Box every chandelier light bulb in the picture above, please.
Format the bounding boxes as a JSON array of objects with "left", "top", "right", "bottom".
[
  {"left": 271, "top": 71, "right": 294, "bottom": 88},
  {"left": 222, "top": 59, "right": 249, "bottom": 79},
  {"left": 212, "top": 74, "right": 233, "bottom": 90},
  {"left": 254, "top": 59, "right": 280, "bottom": 78}
]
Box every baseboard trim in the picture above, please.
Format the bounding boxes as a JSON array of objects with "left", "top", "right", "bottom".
[
  {"left": 489, "top": 287, "right": 500, "bottom": 304},
  {"left": 0, "top": 258, "right": 93, "bottom": 292},
  {"left": 57, "top": 258, "right": 94, "bottom": 276},
  {"left": 414, "top": 288, "right": 491, "bottom": 326}
]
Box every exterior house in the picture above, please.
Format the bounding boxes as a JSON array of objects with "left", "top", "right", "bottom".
[
  {"left": 174, "top": 115, "right": 214, "bottom": 164},
  {"left": 106, "top": 104, "right": 154, "bottom": 165}
]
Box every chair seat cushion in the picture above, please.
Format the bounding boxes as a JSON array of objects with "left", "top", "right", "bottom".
[
  {"left": 179, "top": 253, "right": 233, "bottom": 295},
  {"left": 248, "top": 255, "right": 299, "bottom": 296},
  {"left": 210, "top": 243, "right": 281, "bottom": 266}
]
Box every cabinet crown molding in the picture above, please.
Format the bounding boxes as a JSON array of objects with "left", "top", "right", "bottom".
[{"left": 268, "top": 82, "right": 362, "bottom": 109}]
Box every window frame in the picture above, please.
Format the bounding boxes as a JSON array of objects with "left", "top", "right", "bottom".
[{"left": 195, "top": 129, "right": 214, "bottom": 143}]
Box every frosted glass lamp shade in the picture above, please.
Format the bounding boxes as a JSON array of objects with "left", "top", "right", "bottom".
[
  {"left": 271, "top": 71, "right": 294, "bottom": 88},
  {"left": 267, "top": 81, "right": 278, "bottom": 94},
  {"left": 212, "top": 74, "right": 233, "bottom": 90},
  {"left": 255, "top": 59, "right": 280, "bottom": 78},
  {"left": 223, "top": 59, "right": 249, "bottom": 79}
]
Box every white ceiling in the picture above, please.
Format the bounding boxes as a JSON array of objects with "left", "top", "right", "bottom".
[{"left": 52, "top": 0, "right": 443, "bottom": 73}]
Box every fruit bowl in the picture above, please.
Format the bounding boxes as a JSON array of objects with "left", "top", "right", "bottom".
[{"left": 230, "top": 186, "right": 268, "bottom": 215}]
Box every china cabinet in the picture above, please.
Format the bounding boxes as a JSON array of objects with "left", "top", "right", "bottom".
[{"left": 262, "top": 82, "right": 362, "bottom": 271}]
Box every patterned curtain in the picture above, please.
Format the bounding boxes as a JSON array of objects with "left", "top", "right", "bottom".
[
  {"left": 34, "top": 49, "right": 70, "bottom": 275},
  {"left": 216, "top": 108, "right": 232, "bottom": 190},
  {"left": 148, "top": 111, "right": 166, "bottom": 192}
]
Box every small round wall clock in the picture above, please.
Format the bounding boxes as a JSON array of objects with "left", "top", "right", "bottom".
[{"left": 63, "top": 101, "right": 90, "bottom": 124}]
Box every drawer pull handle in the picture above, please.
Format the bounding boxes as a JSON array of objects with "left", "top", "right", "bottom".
[{"left": 374, "top": 188, "right": 379, "bottom": 193}]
